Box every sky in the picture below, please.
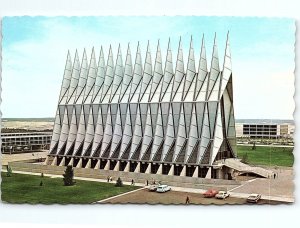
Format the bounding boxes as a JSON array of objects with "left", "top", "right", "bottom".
[{"left": 1, "top": 16, "right": 295, "bottom": 119}]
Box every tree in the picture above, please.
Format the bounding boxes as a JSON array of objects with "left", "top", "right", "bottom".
[
  {"left": 241, "top": 153, "right": 249, "bottom": 164},
  {"left": 6, "top": 166, "right": 12, "bottom": 177},
  {"left": 115, "top": 177, "right": 123, "bottom": 187},
  {"left": 252, "top": 141, "right": 256, "bottom": 150},
  {"left": 63, "top": 165, "right": 75, "bottom": 186}
]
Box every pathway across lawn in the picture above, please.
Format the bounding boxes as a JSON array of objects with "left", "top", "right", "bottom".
[{"left": 1, "top": 172, "right": 139, "bottom": 204}]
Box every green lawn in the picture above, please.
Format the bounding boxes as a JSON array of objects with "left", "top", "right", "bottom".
[
  {"left": 1, "top": 172, "right": 139, "bottom": 204},
  {"left": 237, "top": 145, "right": 294, "bottom": 167}
]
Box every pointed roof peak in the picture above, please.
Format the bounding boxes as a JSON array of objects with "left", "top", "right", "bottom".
[
  {"left": 214, "top": 32, "right": 217, "bottom": 45},
  {"left": 167, "top": 38, "right": 171, "bottom": 50}
]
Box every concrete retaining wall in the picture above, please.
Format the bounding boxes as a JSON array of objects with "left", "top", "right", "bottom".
[{"left": 8, "top": 162, "right": 241, "bottom": 190}]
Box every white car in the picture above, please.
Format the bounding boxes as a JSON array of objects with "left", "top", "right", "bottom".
[
  {"left": 156, "top": 185, "right": 171, "bottom": 193},
  {"left": 215, "top": 191, "right": 230, "bottom": 199},
  {"left": 247, "top": 194, "right": 261, "bottom": 203}
]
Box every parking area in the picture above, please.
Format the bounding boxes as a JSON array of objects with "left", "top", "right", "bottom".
[{"left": 100, "top": 188, "right": 285, "bottom": 205}]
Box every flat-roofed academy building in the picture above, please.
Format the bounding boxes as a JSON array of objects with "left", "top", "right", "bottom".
[{"left": 46, "top": 33, "right": 237, "bottom": 179}]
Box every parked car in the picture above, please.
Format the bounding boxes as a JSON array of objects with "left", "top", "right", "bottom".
[
  {"left": 148, "top": 184, "right": 159, "bottom": 192},
  {"left": 203, "top": 189, "right": 219, "bottom": 198},
  {"left": 156, "top": 185, "right": 171, "bottom": 193},
  {"left": 215, "top": 191, "right": 230, "bottom": 199},
  {"left": 247, "top": 194, "right": 261, "bottom": 203}
]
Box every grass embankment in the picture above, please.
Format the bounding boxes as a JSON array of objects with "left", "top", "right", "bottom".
[
  {"left": 1, "top": 172, "right": 139, "bottom": 204},
  {"left": 236, "top": 145, "right": 294, "bottom": 167}
]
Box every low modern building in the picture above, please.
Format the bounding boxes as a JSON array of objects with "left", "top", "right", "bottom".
[
  {"left": 235, "top": 120, "right": 294, "bottom": 139},
  {"left": 46, "top": 34, "right": 239, "bottom": 179},
  {"left": 1, "top": 132, "right": 52, "bottom": 154}
]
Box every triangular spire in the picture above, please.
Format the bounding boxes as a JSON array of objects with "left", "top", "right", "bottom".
[
  {"left": 160, "top": 38, "right": 174, "bottom": 101},
  {"left": 58, "top": 51, "right": 73, "bottom": 104},
  {"left": 139, "top": 41, "right": 153, "bottom": 102},
  {"left": 149, "top": 40, "right": 164, "bottom": 102},
  {"left": 206, "top": 33, "right": 220, "bottom": 100},
  {"left": 109, "top": 44, "right": 124, "bottom": 103},
  {"left": 66, "top": 50, "right": 80, "bottom": 103},
  {"left": 195, "top": 34, "right": 208, "bottom": 101},
  {"left": 172, "top": 37, "right": 185, "bottom": 101},
  {"left": 129, "top": 42, "right": 143, "bottom": 102},
  {"left": 100, "top": 45, "right": 114, "bottom": 102},
  {"left": 92, "top": 46, "right": 106, "bottom": 103},
  {"left": 91, "top": 106, "right": 104, "bottom": 157},
  {"left": 119, "top": 43, "right": 133, "bottom": 103},
  {"left": 84, "top": 47, "right": 98, "bottom": 104},
  {"left": 183, "top": 36, "right": 197, "bottom": 101},
  {"left": 75, "top": 49, "right": 89, "bottom": 104},
  {"left": 220, "top": 31, "right": 232, "bottom": 95}
]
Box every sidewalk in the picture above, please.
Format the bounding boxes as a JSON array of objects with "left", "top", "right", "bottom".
[{"left": 2, "top": 169, "right": 294, "bottom": 203}]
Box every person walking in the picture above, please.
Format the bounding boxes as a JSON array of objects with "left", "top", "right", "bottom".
[
  {"left": 107, "top": 176, "right": 110, "bottom": 182},
  {"left": 131, "top": 179, "right": 134, "bottom": 185},
  {"left": 185, "top": 196, "right": 190, "bottom": 204},
  {"left": 146, "top": 180, "right": 149, "bottom": 186}
]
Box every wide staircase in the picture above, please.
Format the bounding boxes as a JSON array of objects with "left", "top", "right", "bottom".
[{"left": 222, "top": 158, "right": 273, "bottom": 178}]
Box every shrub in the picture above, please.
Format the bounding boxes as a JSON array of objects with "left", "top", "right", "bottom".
[
  {"left": 115, "top": 177, "right": 123, "bottom": 187},
  {"left": 63, "top": 165, "right": 75, "bottom": 186},
  {"left": 6, "top": 166, "right": 12, "bottom": 177}
]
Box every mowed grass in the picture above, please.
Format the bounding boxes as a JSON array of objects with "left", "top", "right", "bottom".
[
  {"left": 237, "top": 145, "right": 294, "bottom": 167},
  {"left": 1, "top": 172, "right": 139, "bottom": 204}
]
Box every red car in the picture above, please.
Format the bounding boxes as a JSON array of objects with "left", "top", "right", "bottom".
[{"left": 203, "top": 189, "right": 219, "bottom": 198}]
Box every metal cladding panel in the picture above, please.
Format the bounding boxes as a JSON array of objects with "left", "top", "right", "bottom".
[
  {"left": 139, "top": 43, "right": 153, "bottom": 103},
  {"left": 110, "top": 106, "right": 123, "bottom": 157},
  {"left": 58, "top": 51, "right": 73, "bottom": 105},
  {"left": 120, "top": 106, "right": 134, "bottom": 156},
  {"left": 101, "top": 46, "right": 115, "bottom": 103},
  {"left": 49, "top": 109, "right": 62, "bottom": 153},
  {"left": 91, "top": 105, "right": 104, "bottom": 157},
  {"left": 172, "top": 38, "right": 185, "bottom": 102},
  {"left": 82, "top": 106, "right": 95, "bottom": 155},
  {"left": 129, "top": 44, "right": 143, "bottom": 103},
  {"left": 56, "top": 106, "right": 70, "bottom": 155},
  {"left": 222, "top": 89, "right": 232, "bottom": 135},
  {"left": 110, "top": 46, "right": 124, "bottom": 103},
  {"left": 66, "top": 51, "right": 81, "bottom": 104},
  {"left": 198, "top": 103, "right": 211, "bottom": 163},
  {"left": 75, "top": 50, "right": 89, "bottom": 104},
  {"left": 84, "top": 48, "right": 97, "bottom": 103},
  {"left": 160, "top": 40, "right": 174, "bottom": 102},
  {"left": 119, "top": 45, "right": 133, "bottom": 102},
  {"left": 174, "top": 105, "right": 187, "bottom": 162},
  {"left": 140, "top": 107, "right": 154, "bottom": 156},
  {"left": 220, "top": 33, "right": 232, "bottom": 96},
  {"left": 162, "top": 106, "right": 175, "bottom": 161},
  {"left": 183, "top": 38, "right": 197, "bottom": 101},
  {"left": 92, "top": 47, "right": 106, "bottom": 103},
  {"left": 66, "top": 108, "right": 78, "bottom": 155},
  {"left": 206, "top": 35, "right": 220, "bottom": 100},
  {"left": 186, "top": 104, "right": 199, "bottom": 162},
  {"left": 195, "top": 36, "right": 208, "bottom": 100},
  {"left": 150, "top": 41, "right": 164, "bottom": 102},
  {"left": 49, "top": 35, "right": 237, "bottom": 168},
  {"left": 210, "top": 103, "right": 224, "bottom": 164},
  {"left": 150, "top": 105, "right": 164, "bottom": 161},
  {"left": 73, "top": 107, "right": 86, "bottom": 156}
]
